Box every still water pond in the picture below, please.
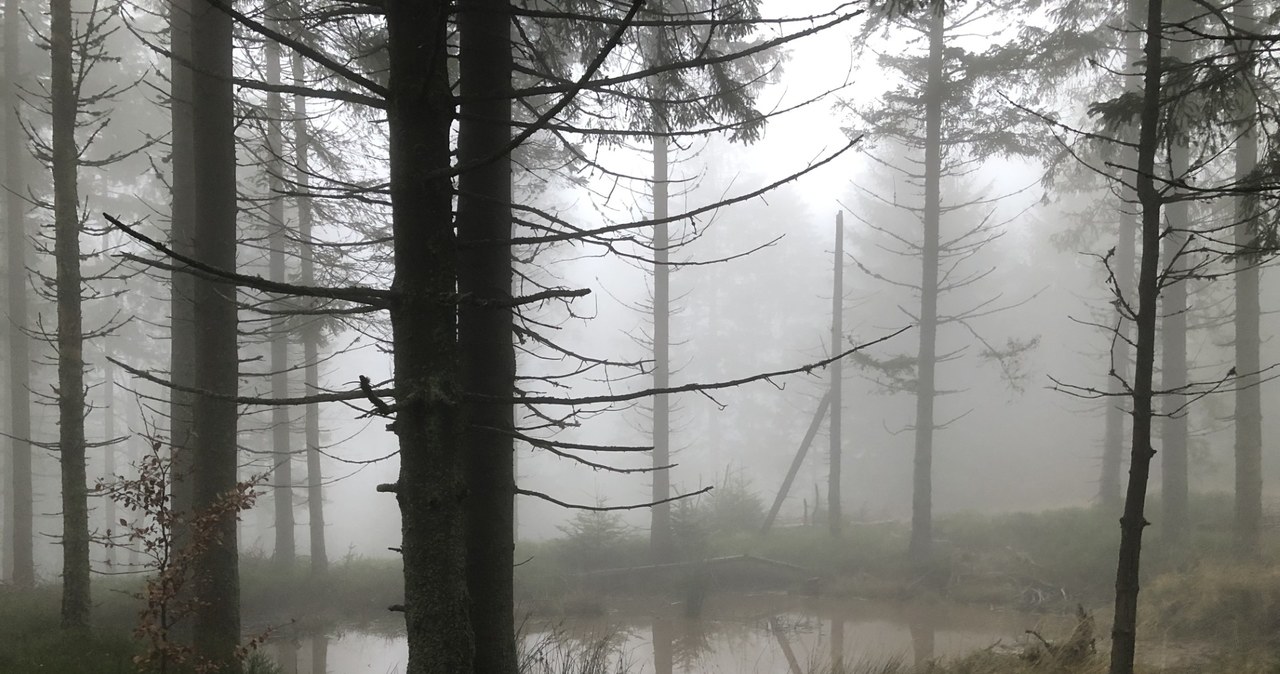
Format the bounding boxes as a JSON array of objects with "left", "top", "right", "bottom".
[{"left": 264, "top": 596, "right": 1099, "bottom": 673}]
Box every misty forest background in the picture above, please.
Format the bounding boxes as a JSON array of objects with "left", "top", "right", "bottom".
[{"left": 1, "top": 0, "right": 1279, "bottom": 673}]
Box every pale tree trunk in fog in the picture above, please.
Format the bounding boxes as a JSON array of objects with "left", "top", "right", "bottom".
[
  {"left": 103, "top": 357, "right": 117, "bottom": 568},
  {"left": 265, "top": 14, "right": 295, "bottom": 568},
  {"left": 385, "top": 5, "right": 473, "bottom": 672},
  {"left": 829, "top": 211, "right": 843, "bottom": 538},
  {"left": 457, "top": 1, "right": 517, "bottom": 672},
  {"left": 909, "top": 8, "right": 944, "bottom": 569},
  {"left": 5, "top": 0, "right": 34, "bottom": 589},
  {"left": 651, "top": 112, "right": 673, "bottom": 564},
  {"left": 52, "top": 0, "right": 90, "bottom": 627},
  {"left": 1100, "top": 0, "right": 1143, "bottom": 511},
  {"left": 1110, "top": 0, "right": 1165, "bottom": 668},
  {"left": 1232, "top": 0, "right": 1261, "bottom": 557},
  {"left": 186, "top": 0, "right": 242, "bottom": 667},
  {"left": 1159, "top": 0, "right": 1192, "bottom": 550},
  {"left": 291, "top": 48, "right": 327, "bottom": 575}
]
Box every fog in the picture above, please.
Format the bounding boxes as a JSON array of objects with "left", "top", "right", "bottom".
[{"left": 2, "top": 1, "right": 1278, "bottom": 673}]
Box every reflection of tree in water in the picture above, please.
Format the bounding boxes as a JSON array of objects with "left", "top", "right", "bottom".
[
  {"left": 310, "top": 633, "right": 327, "bottom": 674},
  {"left": 907, "top": 610, "right": 936, "bottom": 666},
  {"left": 672, "top": 617, "right": 715, "bottom": 670}
]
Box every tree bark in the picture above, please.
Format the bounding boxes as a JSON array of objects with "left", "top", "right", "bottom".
[
  {"left": 52, "top": 0, "right": 89, "bottom": 628},
  {"left": 265, "top": 13, "right": 295, "bottom": 568},
  {"left": 1101, "top": 0, "right": 1144, "bottom": 512},
  {"left": 650, "top": 112, "right": 673, "bottom": 564},
  {"left": 291, "top": 48, "right": 327, "bottom": 575},
  {"left": 457, "top": 2, "right": 517, "bottom": 673},
  {"left": 168, "top": 0, "right": 197, "bottom": 578},
  {"left": 909, "top": 8, "right": 944, "bottom": 569},
  {"left": 385, "top": 4, "right": 474, "bottom": 672},
  {"left": 1109, "top": 0, "right": 1164, "bottom": 669},
  {"left": 4, "top": 0, "right": 34, "bottom": 589},
  {"left": 187, "top": 0, "right": 241, "bottom": 668},
  {"left": 829, "top": 210, "right": 844, "bottom": 538},
  {"left": 1159, "top": 0, "right": 1192, "bottom": 543},
  {"left": 104, "top": 357, "right": 117, "bottom": 568},
  {"left": 1232, "top": 0, "right": 1261, "bottom": 557}
]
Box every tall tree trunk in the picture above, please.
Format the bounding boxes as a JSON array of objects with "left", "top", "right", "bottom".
[
  {"left": 4, "top": 0, "right": 34, "bottom": 589},
  {"left": 1232, "top": 0, "right": 1261, "bottom": 557},
  {"left": 1101, "top": 0, "right": 1144, "bottom": 511},
  {"left": 168, "top": 0, "right": 197, "bottom": 582},
  {"left": 1109, "top": 0, "right": 1164, "bottom": 669},
  {"left": 457, "top": 1, "right": 517, "bottom": 673},
  {"left": 187, "top": 0, "right": 241, "bottom": 667},
  {"left": 385, "top": 5, "right": 474, "bottom": 673},
  {"left": 651, "top": 113, "right": 673, "bottom": 564},
  {"left": 104, "top": 356, "right": 117, "bottom": 568},
  {"left": 909, "top": 8, "right": 944, "bottom": 569},
  {"left": 265, "top": 13, "right": 295, "bottom": 568},
  {"left": 291, "top": 48, "right": 327, "bottom": 575},
  {"left": 1159, "top": 0, "right": 1192, "bottom": 550},
  {"left": 52, "top": 0, "right": 89, "bottom": 628},
  {"left": 829, "top": 211, "right": 844, "bottom": 538}
]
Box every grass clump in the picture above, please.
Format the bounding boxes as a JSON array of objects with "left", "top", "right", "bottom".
[{"left": 1142, "top": 560, "right": 1280, "bottom": 645}]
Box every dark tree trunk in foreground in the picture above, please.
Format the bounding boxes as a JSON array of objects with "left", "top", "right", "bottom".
[
  {"left": 909, "top": 8, "right": 944, "bottom": 569},
  {"left": 168, "top": 0, "right": 197, "bottom": 574},
  {"left": 1233, "top": 0, "right": 1261, "bottom": 557},
  {"left": 829, "top": 211, "right": 844, "bottom": 538},
  {"left": 1110, "top": 0, "right": 1164, "bottom": 669},
  {"left": 187, "top": 1, "right": 241, "bottom": 668},
  {"left": 650, "top": 113, "right": 673, "bottom": 564},
  {"left": 265, "top": 15, "right": 295, "bottom": 567},
  {"left": 457, "top": 1, "right": 517, "bottom": 673},
  {"left": 5, "top": 0, "right": 34, "bottom": 589},
  {"left": 291, "top": 49, "right": 327, "bottom": 574},
  {"left": 386, "top": 6, "right": 474, "bottom": 673},
  {"left": 52, "top": 0, "right": 90, "bottom": 628}
]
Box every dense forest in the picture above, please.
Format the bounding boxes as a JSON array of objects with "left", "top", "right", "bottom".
[{"left": 1, "top": 0, "right": 1278, "bottom": 673}]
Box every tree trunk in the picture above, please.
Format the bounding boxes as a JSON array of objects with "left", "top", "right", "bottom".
[
  {"left": 104, "top": 357, "right": 117, "bottom": 568},
  {"left": 651, "top": 113, "right": 673, "bottom": 564},
  {"left": 909, "top": 8, "right": 944, "bottom": 569},
  {"left": 4, "top": 0, "right": 34, "bottom": 589},
  {"left": 168, "top": 0, "right": 197, "bottom": 576},
  {"left": 52, "top": 0, "right": 89, "bottom": 628},
  {"left": 1160, "top": 3, "right": 1192, "bottom": 542},
  {"left": 385, "top": 5, "right": 474, "bottom": 672},
  {"left": 265, "top": 13, "right": 295, "bottom": 568},
  {"left": 457, "top": 2, "right": 517, "bottom": 673},
  {"left": 291, "top": 48, "right": 327, "bottom": 575},
  {"left": 1232, "top": 0, "right": 1261, "bottom": 557},
  {"left": 829, "top": 211, "right": 844, "bottom": 538},
  {"left": 1109, "top": 0, "right": 1165, "bottom": 669},
  {"left": 1101, "top": 0, "right": 1143, "bottom": 511},
  {"left": 187, "top": 0, "right": 241, "bottom": 667}
]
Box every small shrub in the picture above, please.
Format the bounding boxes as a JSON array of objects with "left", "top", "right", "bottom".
[{"left": 557, "top": 509, "right": 633, "bottom": 572}]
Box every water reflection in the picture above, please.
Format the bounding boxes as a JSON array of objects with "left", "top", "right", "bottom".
[
  {"left": 311, "top": 633, "right": 328, "bottom": 674},
  {"left": 267, "top": 599, "right": 1072, "bottom": 674},
  {"left": 652, "top": 616, "right": 672, "bottom": 674},
  {"left": 908, "top": 608, "right": 936, "bottom": 666}
]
